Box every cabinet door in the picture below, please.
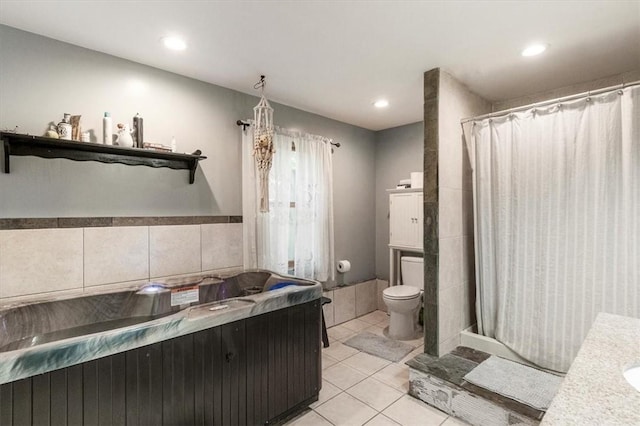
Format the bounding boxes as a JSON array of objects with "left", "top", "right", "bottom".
[
  {"left": 389, "top": 193, "right": 416, "bottom": 247},
  {"left": 414, "top": 192, "right": 424, "bottom": 249}
]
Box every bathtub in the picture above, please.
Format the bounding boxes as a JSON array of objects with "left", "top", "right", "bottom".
[
  {"left": 0, "top": 270, "right": 316, "bottom": 354},
  {"left": 0, "top": 270, "right": 323, "bottom": 425}
]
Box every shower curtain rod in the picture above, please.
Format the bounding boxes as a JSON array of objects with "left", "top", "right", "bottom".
[
  {"left": 236, "top": 119, "right": 341, "bottom": 148},
  {"left": 460, "top": 80, "right": 640, "bottom": 124}
]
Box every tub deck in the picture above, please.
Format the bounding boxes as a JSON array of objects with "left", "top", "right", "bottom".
[{"left": 0, "top": 270, "right": 322, "bottom": 384}]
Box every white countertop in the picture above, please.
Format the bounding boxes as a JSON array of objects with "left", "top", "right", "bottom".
[{"left": 542, "top": 313, "right": 640, "bottom": 425}]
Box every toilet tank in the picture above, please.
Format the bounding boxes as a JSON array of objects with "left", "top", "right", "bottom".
[{"left": 401, "top": 256, "right": 424, "bottom": 290}]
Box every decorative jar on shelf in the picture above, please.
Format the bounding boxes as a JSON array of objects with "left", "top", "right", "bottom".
[
  {"left": 115, "top": 123, "right": 134, "bottom": 147},
  {"left": 57, "top": 113, "right": 72, "bottom": 140}
]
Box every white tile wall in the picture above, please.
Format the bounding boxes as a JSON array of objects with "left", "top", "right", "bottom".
[
  {"left": 436, "top": 71, "right": 491, "bottom": 356},
  {"left": 377, "top": 279, "right": 389, "bottom": 312},
  {"left": 201, "top": 223, "right": 242, "bottom": 271},
  {"left": 438, "top": 284, "right": 463, "bottom": 345},
  {"left": 0, "top": 223, "right": 244, "bottom": 300},
  {"left": 333, "top": 285, "right": 356, "bottom": 324},
  {"left": 1, "top": 222, "right": 381, "bottom": 325},
  {"left": 84, "top": 226, "right": 149, "bottom": 286},
  {"left": 461, "top": 280, "right": 475, "bottom": 331},
  {"left": 439, "top": 333, "right": 461, "bottom": 357},
  {"left": 0, "top": 228, "right": 83, "bottom": 297},
  {"left": 438, "top": 188, "right": 463, "bottom": 238},
  {"left": 438, "top": 237, "right": 462, "bottom": 291},
  {"left": 323, "top": 290, "right": 335, "bottom": 328},
  {"left": 355, "top": 279, "right": 377, "bottom": 317},
  {"left": 149, "top": 225, "right": 201, "bottom": 278},
  {"left": 324, "top": 281, "right": 378, "bottom": 327},
  {"left": 461, "top": 236, "right": 474, "bottom": 283}
]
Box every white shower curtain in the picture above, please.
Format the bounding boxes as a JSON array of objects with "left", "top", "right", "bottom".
[
  {"left": 242, "top": 125, "right": 335, "bottom": 282},
  {"left": 471, "top": 85, "right": 639, "bottom": 372}
]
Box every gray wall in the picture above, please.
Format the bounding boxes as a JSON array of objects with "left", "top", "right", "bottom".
[
  {"left": 0, "top": 25, "right": 376, "bottom": 284},
  {"left": 374, "top": 122, "right": 423, "bottom": 280},
  {"left": 493, "top": 69, "right": 640, "bottom": 111}
]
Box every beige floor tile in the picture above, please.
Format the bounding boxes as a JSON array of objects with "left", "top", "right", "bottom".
[
  {"left": 405, "top": 334, "right": 424, "bottom": 349},
  {"left": 372, "top": 363, "right": 410, "bottom": 392},
  {"left": 310, "top": 380, "right": 342, "bottom": 409},
  {"left": 341, "top": 318, "right": 371, "bottom": 332},
  {"left": 358, "top": 310, "right": 390, "bottom": 325},
  {"left": 322, "top": 341, "right": 360, "bottom": 361},
  {"left": 364, "top": 325, "right": 386, "bottom": 338},
  {"left": 441, "top": 416, "right": 471, "bottom": 425},
  {"left": 323, "top": 362, "right": 368, "bottom": 390},
  {"left": 315, "top": 392, "right": 377, "bottom": 426},
  {"left": 342, "top": 352, "right": 390, "bottom": 376},
  {"left": 322, "top": 353, "right": 340, "bottom": 370},
  {"left": 284, "top": 409, "right": 333, "bottom": 426},
  {"left": 377, "top": 316, "right": 390, "bottom": 328},
  {"left": 382, "top": 395, "right": 448, "bottom": 426},
  {"left": 328, "top": 324, "right": 358, "bottom": 341},
  {"left": 400, "top": 347, "right": 424, "bottom": 365},
  {"left": 365, "top": 414, "right": 401, "bottom": 426},
  {"left": 347, "top": 377, "right": 404, "bottom": 412}
]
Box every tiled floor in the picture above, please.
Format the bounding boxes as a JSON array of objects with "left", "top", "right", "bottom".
[{"left": 285, "top": 310, "right": 468, "bottom": 426}]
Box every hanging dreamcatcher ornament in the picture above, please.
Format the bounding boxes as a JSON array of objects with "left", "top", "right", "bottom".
[{"left": 253, "top": 75, "right": 275, "bottom": 213}]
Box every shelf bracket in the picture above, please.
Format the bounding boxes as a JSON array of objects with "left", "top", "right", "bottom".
[
  {"left": 3, "top": 139, "right": 9, "bottom": 174},
  {"left": 189, "top": 159, "right": 199, "bottom": 184}
]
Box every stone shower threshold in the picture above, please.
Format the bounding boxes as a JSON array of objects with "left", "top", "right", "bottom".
[{"left": 407, "top": 346, "right": 545, "bottom": 424}]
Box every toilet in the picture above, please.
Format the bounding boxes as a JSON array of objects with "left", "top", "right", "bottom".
[{"left": 383, "top": 256, "right": 423, "bottom": 340}]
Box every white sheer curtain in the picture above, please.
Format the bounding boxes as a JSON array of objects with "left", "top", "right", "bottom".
[
  {"left": 293, "top": 132, "right": 335, "bottom": 281},
  {"left": 242, "top": 125, "right": 335, "bottom": 282},
  {"left": 471, "top": 85, "right": 639, "bottom": 372}
]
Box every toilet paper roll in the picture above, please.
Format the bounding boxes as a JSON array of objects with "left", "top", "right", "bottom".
[{"left": 336, "top": 260, "right": 351, "bottom": 273}]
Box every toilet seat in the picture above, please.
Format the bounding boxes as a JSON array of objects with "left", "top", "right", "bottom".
[{"left": 383, "top": 285, "right": 421, "bottom": 300}]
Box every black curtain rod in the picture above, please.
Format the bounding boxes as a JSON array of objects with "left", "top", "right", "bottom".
[{"left": 236, "top": 120, "right": 340, "bottom": 148}]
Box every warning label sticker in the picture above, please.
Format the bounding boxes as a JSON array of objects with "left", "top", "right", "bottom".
[{"left": 170, "top": 286, "right": 199, "bottom": 306}]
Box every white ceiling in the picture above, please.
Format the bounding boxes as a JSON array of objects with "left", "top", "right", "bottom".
[{"left": 1, "top": 1, "right": 639, "bottom": 131}]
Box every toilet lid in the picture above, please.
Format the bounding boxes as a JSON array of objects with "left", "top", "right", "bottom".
[{"left": 384, "top": 285, "right": 421, "bottom": 300}]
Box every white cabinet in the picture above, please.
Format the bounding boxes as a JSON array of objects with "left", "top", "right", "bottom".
[
  {"left": 388, "top": 188, "right": 423, "bottom": 286},
  {"left": 389, "top": 190, "right": 423, "bottom": 249}
]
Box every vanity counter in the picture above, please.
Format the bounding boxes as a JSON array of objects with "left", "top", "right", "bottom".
[{"left": 541, "top": 312, "right": 640, "bottom": 425}]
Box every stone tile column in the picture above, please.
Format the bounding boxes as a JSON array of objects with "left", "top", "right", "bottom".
[{"left": 423, "top": 68, "right": 440, "bottom": 356}]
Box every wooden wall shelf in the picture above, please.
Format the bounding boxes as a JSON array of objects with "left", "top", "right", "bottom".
[{"left": 1, "top": 132, "right": 207, "bottom": 184}]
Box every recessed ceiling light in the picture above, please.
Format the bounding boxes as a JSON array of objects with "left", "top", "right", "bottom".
[
  {"left": 521, "top": 43, "right": 547, "bottom": 57},
  {"left": 162, "top": 36, "right": 187, "bottom": 51},
  {"left": 374, "top": 99, "right": 389, "bottom": 108}
]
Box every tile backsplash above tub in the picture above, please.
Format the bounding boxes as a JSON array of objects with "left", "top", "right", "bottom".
[
  {"left": 323, "top": 279, "right": 380, "bottom": 328},
  {"left": 0, "top": 228, "right": 84, "bottom": 298},
  {"left": 84, "top": 226, "right": 149, "bottom": 287},
  {"left": 0, "top": 217, "right": 243, "bottom": 299}
]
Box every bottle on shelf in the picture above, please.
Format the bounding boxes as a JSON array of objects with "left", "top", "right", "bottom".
[
  {"left": 103, "top": 112, "right": 112, "bottom": 145},
  {"left": 133, "top": 113, "right": 143, "bottom": 148},
  {"left": 57, "top": 113, "right": 72, "bottom": 140}
]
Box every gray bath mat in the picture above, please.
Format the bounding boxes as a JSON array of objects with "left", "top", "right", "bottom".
[
  {"left": 463, "top": 355, "right": 563, "bottom": 410},
  {"left": 343, "top": 332, "right": 414, "bottom": 362}
]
